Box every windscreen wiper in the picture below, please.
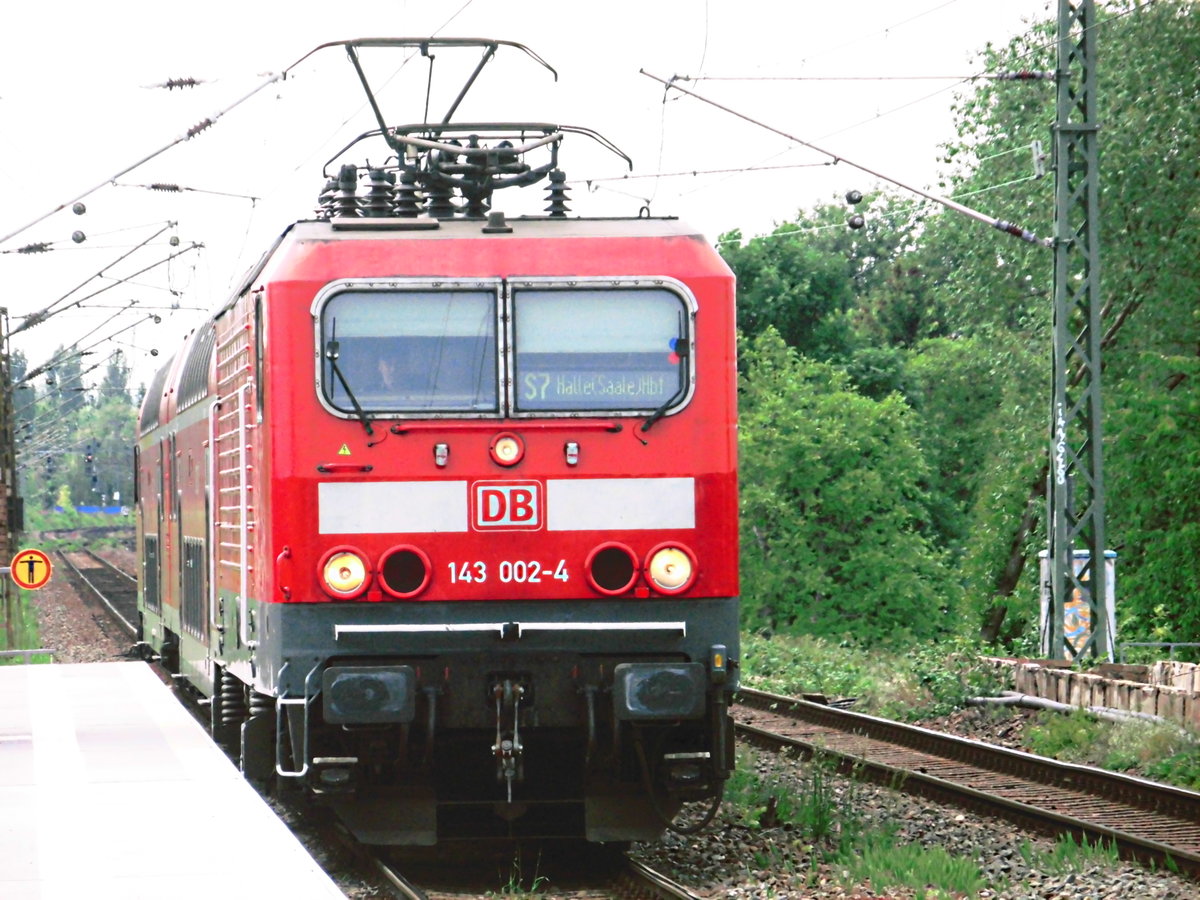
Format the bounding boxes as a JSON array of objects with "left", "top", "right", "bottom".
[
  {"left": 641, "top": 382, "right": 685, "bottom": 434},
  {"left": 642, "top": 322, "right": 689, "bottom": 434},
  {"left": 325, "top": 338, "right": 375, "bottom": 437}
]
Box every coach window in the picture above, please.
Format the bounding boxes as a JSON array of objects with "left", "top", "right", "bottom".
[
  {"left": 319, "top": 288, "right": 498, "bottom": 414},
  {"left": 511, "top": 286, "right": 691, "bottom": 414}
]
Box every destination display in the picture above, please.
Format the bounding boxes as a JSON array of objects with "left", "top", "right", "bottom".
[{"left": 519, "top": 370, "right": 672, "bottom": 407}]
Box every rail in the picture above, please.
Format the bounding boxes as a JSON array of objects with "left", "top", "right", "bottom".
[{"left": 55, "top": 549, "right": 139, "bottom": 638}]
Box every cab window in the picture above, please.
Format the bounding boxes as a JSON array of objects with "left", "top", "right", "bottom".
[
  {"left": 511, "top": 287, "right": 689, "bottom": 413},
  {"left": 319, "top": 288, "right": 498, "bottom": 413}
]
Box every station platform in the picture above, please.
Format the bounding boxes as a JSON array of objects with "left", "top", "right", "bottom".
[{"left": 0, "top": 661, "right": 346, "bottom": 899}]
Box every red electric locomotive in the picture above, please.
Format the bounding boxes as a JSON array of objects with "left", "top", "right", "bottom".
[{"left": 135, "top": 38, "right": 739, "bottom": 844}]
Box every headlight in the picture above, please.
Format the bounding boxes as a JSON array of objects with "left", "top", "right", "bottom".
[
  {"left": 489, "top": 431, "right": 525, "bottom": 467},
  {"left": 645, "top": 543, "right": 697, "bottom": 594},
  {"left": 320, "top": 547, "right": 370, "bottom": 599}
]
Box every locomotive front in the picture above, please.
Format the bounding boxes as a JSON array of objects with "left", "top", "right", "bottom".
[
  {"left": 287, "top": 222, "right": 737, "bottom": 843},
  {"left": 136, "top": 38, "right": 738, "bottom": 845}
]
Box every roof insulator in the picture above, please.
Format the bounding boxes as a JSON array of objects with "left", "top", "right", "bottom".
[
  {"left": 333, "top": 164, "right": 360, "bottom": 218},
  {"left": 363, "top": 168, "right": 396, "bottom": 217},
  {"left": 394, "top": 168, "right": 422, "bottom": 218},
  {"left": 544, "top": 169, "right": 570, "bottom": 217}
]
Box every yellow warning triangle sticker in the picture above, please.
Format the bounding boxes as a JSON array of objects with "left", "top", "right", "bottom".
[{"left": 337, "top": 443, "right": 351, "bottom": 456}]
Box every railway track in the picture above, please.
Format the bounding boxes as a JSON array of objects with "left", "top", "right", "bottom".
[
  {"left": 734, "top": 686, "right": 1200, "bottom": 878},
  {"left": 356, "top": 840, "right": 703, "bottom": 900},
  {"left": 56, "top": 548, "right": 139, "bottom": 638}
]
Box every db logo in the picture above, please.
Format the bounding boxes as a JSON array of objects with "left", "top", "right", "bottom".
[{"left": 472, "top": 481, "right": 543, "bottom": 531}]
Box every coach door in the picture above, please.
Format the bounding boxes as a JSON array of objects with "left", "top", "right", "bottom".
[
  {"left": 165, "top": 433, "right": 178, "bottom": 620},
  {"left": 142, "top": 441, "right": 163, "bottom": 616}
]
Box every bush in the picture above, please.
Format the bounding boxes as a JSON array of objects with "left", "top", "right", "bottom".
[
  {"left": 738, "top": 329, "right": 958, "bottom": 647},
  {"left": 740, "top": 633, "right": 1009, "bottom": 723}
]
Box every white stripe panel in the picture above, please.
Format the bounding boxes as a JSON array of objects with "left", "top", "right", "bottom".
[
  {"left": 318, "top": 481, "right": 467, "bottom": 534},
  {"left": 546, "top": 477, "right": 695, "bottom": 531}
]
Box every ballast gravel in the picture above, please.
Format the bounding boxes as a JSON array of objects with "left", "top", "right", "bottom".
[{"left": 629, "top": 755, "right": 1198, "bottom": 899}]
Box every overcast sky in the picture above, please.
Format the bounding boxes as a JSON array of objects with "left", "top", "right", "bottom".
[{"left": 0, "top": 0, "right": 1055, "bottom": 390}]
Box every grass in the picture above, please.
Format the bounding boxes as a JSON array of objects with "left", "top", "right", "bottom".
[
  {"left": 1023, "top": 708, "right": 1107, "bottom": 761},
  {"left": 1148, "top": 747, "right": 1200, "bottom": 790},
  {"left": 725, "top": 746, "right": 863, "bottom": 850},
  {"left": 723, "top": 744, "right": 1162, "bottom": 897},
  {"left": 837, "top": 833, "right": 989, "bottom": 899},
  {"left": 487, "top": 849, "right": 548, "bottom": 896},
  {"left": 0, "top": 587, "right": 46, "bottom": 661},
  {"left": 1024, "top": 708, "right": 1200, "bottom": 789},
  {"left": 1018, "top": 833, "right": 1121, "bottom": 874},
  {"left": 725, "top": 745, "right": 989, "bottom": 896}
]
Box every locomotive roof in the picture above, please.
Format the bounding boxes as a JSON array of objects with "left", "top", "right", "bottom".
[
  {"left": 292, "top": 214, "right": 706, "bottom": 241},
  {"left": 226, "top": 214, "right": 721, "bottom": 307}
]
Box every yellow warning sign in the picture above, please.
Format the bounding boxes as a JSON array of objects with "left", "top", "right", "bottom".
[
  {"left": 337, "top": 444, "right": 351, "bottom": 456},
  {"left": 10, "top": 549, "right": 52, "bottom": 590}
]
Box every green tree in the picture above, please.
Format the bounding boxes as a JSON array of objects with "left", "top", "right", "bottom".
[
  {"left": 16, "top": 349, "right": 139, "bottom": 511},
  {"left": 45, "top": 346, "right": 87, "bottom": 415},
  {"left": 98, "top": 350, "right": 132, "bottom": 402},
  {"left": 62, "top": 391, "right": 137, "bottom": 508},
  {"left": 1106, "top": 354, "right": 1200, "bottom": 650},
  {"left": 720, "top": 224, "right": 857, "bottom": 361},
  {"left": 9, "top": 350, "right": 36, "bottom": 456},
  {"left": 902, "top": 336, "right": 1034, "bottom": 559},
  {"left": 786, "top": 192, "right": 923, "bottom": 301},
  {"left": 738, "top": 329, "right": 956, "bottom": 646}
]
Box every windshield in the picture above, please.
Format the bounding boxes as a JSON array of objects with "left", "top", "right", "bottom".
[
  {"left": 319, "top": 288, "right": 498, "bottom": 413},
  {"left": 315, "top": 280, "right": 693, "bottom": 419},
  {"left": 512, "top": 287, "right": 687, "bottom": 413}
]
